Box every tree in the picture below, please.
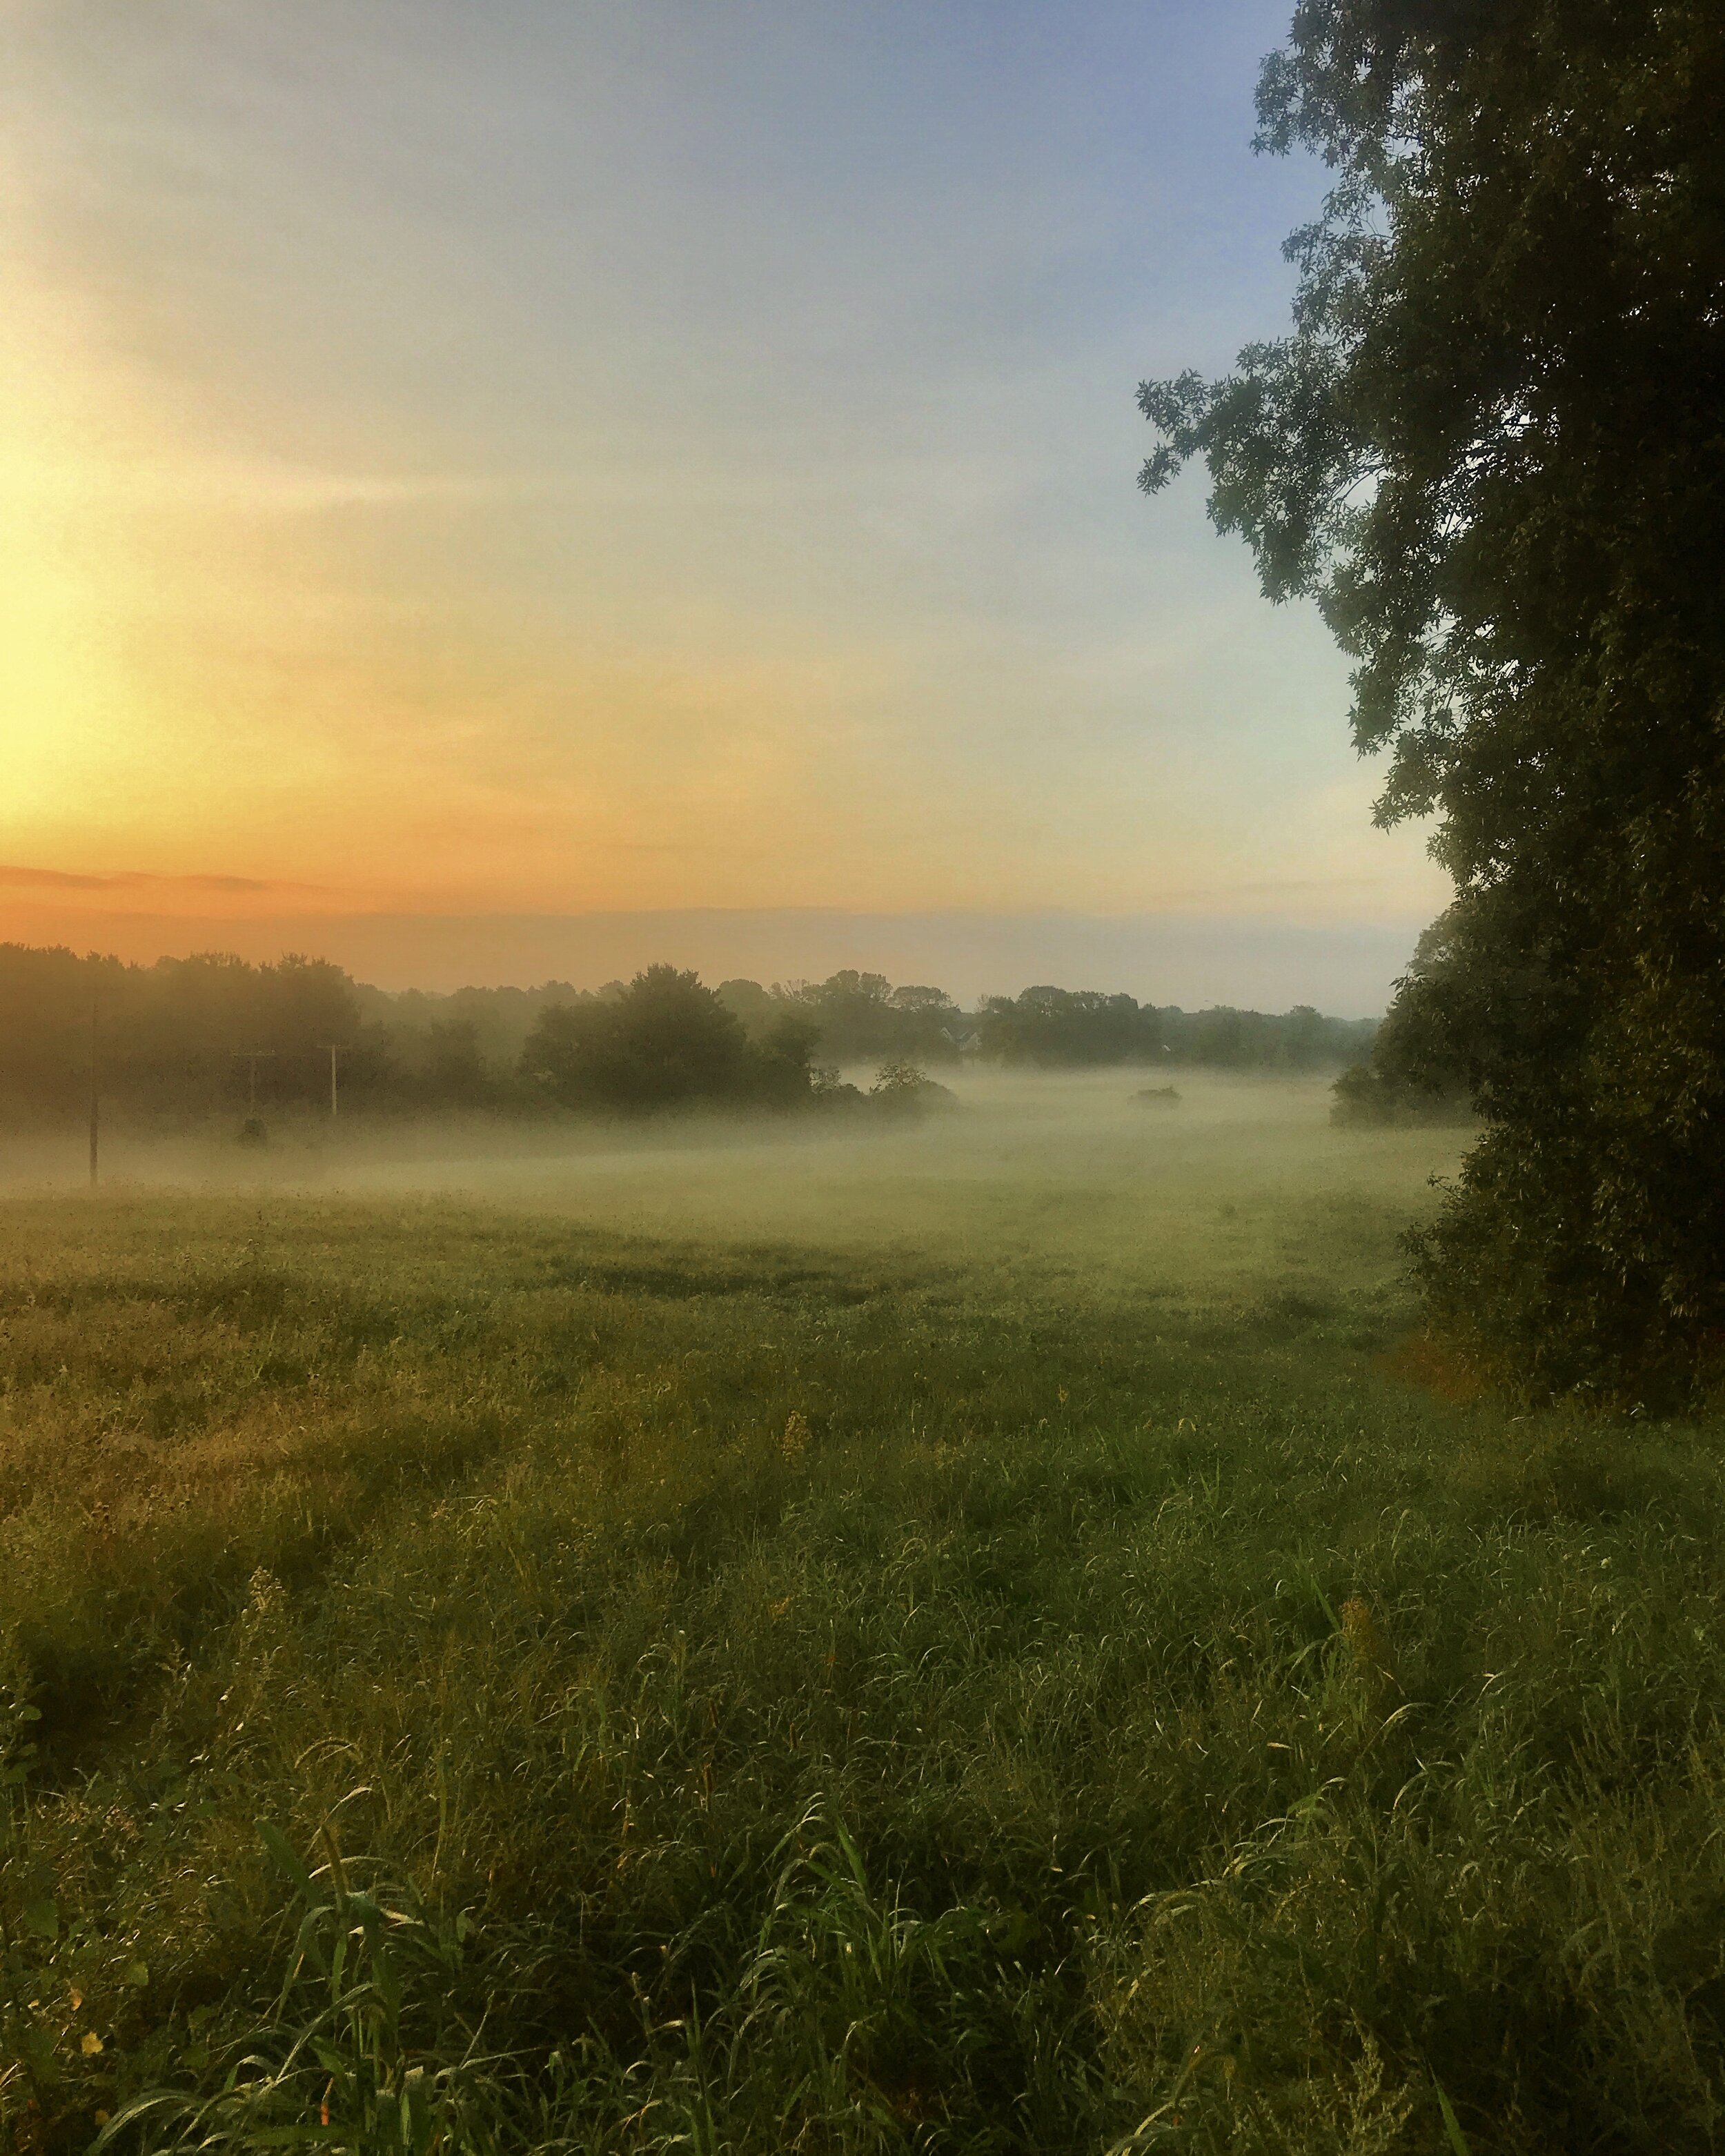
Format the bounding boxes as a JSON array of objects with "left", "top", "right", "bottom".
[
  {"left": 1330, "top": 914, "right": 1477, "bottom": 1125},
  {"left": 769, "top": 971, "right": 965, "bottom": 1065},
  {"left": 1141, "top": 1, "right": 1725, "bottom": 1399},
  {"left": 715, "top": 978, "right": 780, "bottom": 1038},
  {"left": 976, "top": 987, "right": 1164, "bottom": 1066},
  {"left": 521, "top": 965, "right": 816, "bottom": 1112},
  {"left": 419, "top": 1018, "right": 500, "bottom": 1110},
  {"left": 885, "top": 984, "right": 965, "bottom": 1062},
  {"left": 867, "top": 1060, "right": 956, "bottom": 1118}
]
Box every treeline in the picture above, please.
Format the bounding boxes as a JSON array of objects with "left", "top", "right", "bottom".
[
  {"left": 0, "top": 946, "right": 370, "bottom": 1125},
  {"left": 0, "top": 940, "right": 1374, "bottom": 1128},
  {"left": 716, "top": 973, "right": 965, "bottom": 1065},
  {"left": 973, "top": 986, "right": 1374, "bottom": 1071}
]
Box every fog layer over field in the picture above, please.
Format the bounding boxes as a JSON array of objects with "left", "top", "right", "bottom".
[
  {"left": 10, "top": 1072, "right": 1722, "bottom": 2146},
  {"left": 3, "top": 1070, "right": 1457, "bottom": 1305}
]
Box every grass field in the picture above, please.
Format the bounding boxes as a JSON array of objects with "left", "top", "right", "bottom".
[{"left": 4, "top": 1074, "right": 1725, "bottom": 2153}]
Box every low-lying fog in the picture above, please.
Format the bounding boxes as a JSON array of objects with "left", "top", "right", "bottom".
[{"left": 1, "top": 1071, "right": 1462, "bottom": 1305}]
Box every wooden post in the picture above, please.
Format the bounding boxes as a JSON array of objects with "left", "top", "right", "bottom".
[{"left": 323, "top": 1044, "right": 340, "bottom": 1119}]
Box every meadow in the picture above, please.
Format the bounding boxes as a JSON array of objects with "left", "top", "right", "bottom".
[{"left": 3, "top": 1074, "right": 1724, "bottom": 2153}]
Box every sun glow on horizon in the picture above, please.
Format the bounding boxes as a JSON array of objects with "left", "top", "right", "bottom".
[{"left": 1, "top": 0, "right": 1450, "bottom": 970}]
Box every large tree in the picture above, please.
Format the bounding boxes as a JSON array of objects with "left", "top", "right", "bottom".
[
  {"left": 1142, "top": 1, "right": 1725, "bottom": 1399},
  {"left": 522, "top": 965, "right": 817, "bottom": 1112}
]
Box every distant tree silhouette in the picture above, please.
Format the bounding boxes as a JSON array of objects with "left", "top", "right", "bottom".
[
  {"left": 0, "top": 943, "right": 369, "bottom": 1125},
  {"left": 715, "top": 978, "right": 780, "bottom": 1037},
  {"left": 769, "top": 971, "right": 964, "bottom": 1063},
  {"left": 976, "top": 987, "right": 1163, "bottom": 1066},
  {"left": 0, "top": 940, "right": 1377, "bottom": 1127},
  {"left": 418, "top": 1018, "right": 500, "bottom": 1110},
  {"left": 522, "top": 965, "right": 817, "bottom": 1111},
  {"left": 976, "top": 987, "right": 1373, "bottom": 1069}
]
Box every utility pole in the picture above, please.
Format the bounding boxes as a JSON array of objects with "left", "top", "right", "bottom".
[
  {"left": 321, "top": 1044, "right": 343, "bottom": 1119},
  {"left": 88, "top": 990, "right": 99, "bottom": 1189}
]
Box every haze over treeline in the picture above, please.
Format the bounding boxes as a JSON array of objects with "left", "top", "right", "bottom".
[{"left": 0, "top": 939, "right": 1374, "bottom": 1127}]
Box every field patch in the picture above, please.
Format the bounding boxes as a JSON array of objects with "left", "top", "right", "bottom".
[{"left": 2, "top": 1082, "right": 1722, "bottom": 2151}]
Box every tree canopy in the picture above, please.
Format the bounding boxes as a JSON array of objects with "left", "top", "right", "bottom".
[
  {"left": 1142, "top": 0, "right": 1725, "bottom": 1398},
  {"left": 522, "top": 965, "right": 820, "bottom": 1113},
  {"left": 0, "top": 945, "right": 1377, "bottom": 1133}
]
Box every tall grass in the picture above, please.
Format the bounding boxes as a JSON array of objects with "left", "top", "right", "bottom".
[{"left": 2, "top": 1179, "right": 1724, "bottom": 2152}]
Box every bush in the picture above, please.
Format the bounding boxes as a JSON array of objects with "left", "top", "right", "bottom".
[
  {"left": 867, "top": 1060, "right": 957, "bottom": 1118},
  {"left": 1330, "top": 1064, "right": 1470, "bottom": 1129}
]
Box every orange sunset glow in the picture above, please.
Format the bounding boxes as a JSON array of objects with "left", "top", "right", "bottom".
[{"left": 3, "top": 0, "right": 1447, "bottom": 1002}]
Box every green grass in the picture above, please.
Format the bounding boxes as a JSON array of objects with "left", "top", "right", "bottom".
[{"left": 4, "top": 1077, "right": 1725, "bottom": 2153}]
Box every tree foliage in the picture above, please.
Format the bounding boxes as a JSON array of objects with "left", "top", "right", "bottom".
[
  {"left": 0, "top": 943, "right": 372, "bottom": 1125},
  {"left": 759, "top": 972, "right": 967, "bottom": 1065},
  {"left": 1142, "top": 1, "right": 1725, "bottom": 1397},
  {"left": 976, "top": 986, "right": 1372, "bottom": 1071},
  {"left": 1329, "top": 917, "right": 1473, "bottom": 1125},
  {"left": 0, "top": 945, "right": 1377, "bottom": 1129},
  {"left": 522, "top": 965, "right": 818, "bottom": 1112},
  {"left": 976, "top": 987, "right": 1164, "bottom": 1067}
]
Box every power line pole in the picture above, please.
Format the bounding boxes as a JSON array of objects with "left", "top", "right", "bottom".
[
  {"left": 321, "top": 1044, "right": 343, "bottom": 1119},
  {"left": 88, "top": 989, "right": 99, "bottom": 1189}
]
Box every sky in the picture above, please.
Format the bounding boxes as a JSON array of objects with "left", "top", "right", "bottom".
[{"left": 0, "top": 0, "right": 1450, "bottom": 1011}]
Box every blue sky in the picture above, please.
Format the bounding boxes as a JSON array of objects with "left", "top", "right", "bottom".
[{"left": 1, "top": 1, "right": 1447, "bottom": 1007}]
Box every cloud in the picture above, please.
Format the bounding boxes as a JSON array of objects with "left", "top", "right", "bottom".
[{"left": 0, "top": 864, "right": 322, "bottom": 895}]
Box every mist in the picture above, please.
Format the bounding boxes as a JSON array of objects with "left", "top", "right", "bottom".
[
  {"left": 0, "top": 1065, "right": 1455, "bottom": 1314},
  {"left": 6, "top": 3, "right": 1719, "bottom": 2135}
]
